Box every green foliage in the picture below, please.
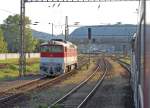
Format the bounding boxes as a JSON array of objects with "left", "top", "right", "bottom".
[
  {"left": 25, "top": 27, "right": 38, "bottom": 52},
  {"left": 0, "top": 65, "right": 19, "bottom": 81},
  {"left": 0, "top": 58, "right": 39, "bottom": 81},
  {"left": 120, "top": 58, "right": 131, "bottom": 64},
  {"left": 35, "top": 40, "right": 45, "bottom": 52},
  {"left": 0, "top": 28, "right": 7, "bottom": 53},
  {"left": 26, "top": 63, "right": 39, "bottom": 73},
  {"left": 38, "top": 104, "right": 48, "bottom": 108},
  {"left": 0, "top": 63, "right": 39, "bottom": 81},
  {"left": 1, "top": 14, "right": 38, "bottom": 53},
  {"left": 0, "top": 58, "right": 39, "bottom": 64},
  {"left": 51, "top": 104, "right": 62, "bottom": 108}
]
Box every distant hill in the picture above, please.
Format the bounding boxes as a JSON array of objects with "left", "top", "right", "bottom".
[
  {"left": 31, "top": 24, "right": 137, "bottom": 40},
  {"left": 32, "top": 29, "right": 64, "bottom": 41},
  {"left": 69, "top": 24, "right": 137, "bottom": 38},
  {"left": 32, "top": 29, "right": 53, "bottom": 40}
]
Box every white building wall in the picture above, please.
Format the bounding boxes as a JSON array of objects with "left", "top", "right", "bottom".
[{"left": 0, "top": 53, "right": 40, "bottom": 60}]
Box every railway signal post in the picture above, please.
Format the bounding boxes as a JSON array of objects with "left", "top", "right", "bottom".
[
  {"left": 65, "top": 16, "right": 69, "bottom": 40},
  {"left": 88, "top": 28, "right": 92, "bottom": 64}
]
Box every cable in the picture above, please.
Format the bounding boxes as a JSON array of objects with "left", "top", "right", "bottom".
[{"left": 0, "top": 8, "right": 16, "bottom": 15}]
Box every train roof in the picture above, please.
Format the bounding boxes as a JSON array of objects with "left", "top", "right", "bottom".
[{"left": 40, "top": 39, "right": 77, "bottom": 48}]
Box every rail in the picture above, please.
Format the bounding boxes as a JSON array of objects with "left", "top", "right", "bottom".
[
  {"left": 77, "top": 59, "right": 108, "bottom": 108},
  {"left": 50, "top": 58, "right": 109, "bottom": 108}
]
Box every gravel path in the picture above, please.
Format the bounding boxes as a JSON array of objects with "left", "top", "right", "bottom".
[{"left": 84, "top": 58, "right": 134, "bottom": 108}]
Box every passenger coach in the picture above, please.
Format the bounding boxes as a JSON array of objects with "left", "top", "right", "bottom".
[{"left": 130, "top": 0, "right": 150, "bottom": 108}]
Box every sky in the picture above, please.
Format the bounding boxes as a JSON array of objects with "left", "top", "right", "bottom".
[{"left": 0, "top": 0, "right": 140, "bottom": 35}]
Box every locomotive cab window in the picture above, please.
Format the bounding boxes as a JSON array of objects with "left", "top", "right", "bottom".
[
  {"left": 40, "top": 46, "right": 49, "bottom": 52},
  {"left": 50, "top": 45, "right": 63, "bottom": 53},
  {"left": 40, "top": 45, "right": 63, "bottom": 53}
]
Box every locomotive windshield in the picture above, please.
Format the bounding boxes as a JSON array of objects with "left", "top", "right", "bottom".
[{"left": 40, "top": 45, "right": 63, "bottom": 53}]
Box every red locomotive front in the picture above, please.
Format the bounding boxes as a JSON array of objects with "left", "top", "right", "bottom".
[{"left": 40, "top": 39, "right": 77, "bottom": 76}]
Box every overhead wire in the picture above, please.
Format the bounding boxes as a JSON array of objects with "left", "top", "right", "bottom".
[{"left": 0, "top": 8, "right": 16, "bottom": 15}]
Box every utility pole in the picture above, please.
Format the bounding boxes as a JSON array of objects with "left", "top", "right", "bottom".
[
  {"left": 49, "top": 23, "right": 54, "bottom": 37},
  {"left": 123, "top": 45, "right": 127, "bottom": 57},
  {"left": 65, "top": 16, "right": 69, "bottom": 40},
  {"left": 52, "top": 23, "right": 53, "bottom": 37},
  {"left": 19, "top": 0, "right": 26, "bottom": 77}
]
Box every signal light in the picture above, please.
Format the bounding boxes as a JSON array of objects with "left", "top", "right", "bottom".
[{"left": 88, "top": 28, "right": 91, "bottom": 40}]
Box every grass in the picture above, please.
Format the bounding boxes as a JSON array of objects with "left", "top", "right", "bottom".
[
  {"left": 0, "top": 58, "right": 40, "bottom": 81},
  {"left": 0, "top": 68, "right": 19, "bottom": 81},
  {"left": 106, "top": 58, "right": 126, "bottom": 78},
  {"left": 120, "top": 58, "right": 131, "bottom": 64},
  {"left": 26, "top": 63, "right": 39, "bottom": 73},
  {"left": 51, "top": 104, "right": 62, "bottom": 108},
  {"left": 38, "top": 104, "right": 49, "bottom": 108},
  {"left": 0, "top": 58, "right": 39, "bottom": 64},
  {"left": 59, "top": 60, "right": 96, "bottom": 87}
]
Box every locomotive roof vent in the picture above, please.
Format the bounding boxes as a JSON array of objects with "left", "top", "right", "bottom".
[{"left": 51, "top": 39, "right": 67, "bottom": 43}]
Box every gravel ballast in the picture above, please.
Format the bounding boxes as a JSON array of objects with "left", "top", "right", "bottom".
[{"left": 84, "top": 58, "right": 134, "bottom": 108}]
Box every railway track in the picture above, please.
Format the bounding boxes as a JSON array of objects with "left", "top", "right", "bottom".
[
  {"left": 111, "top": 56, "right": 130, "bottom": 72},
  {"left": 0, "top": 59, "right": 89, "bottom": 107},
  {"left": 117, "top": 59, "right": 130, "bottom": 71},
  {"left": 50, "top": 58, "right": 109, "bottom": 108}
]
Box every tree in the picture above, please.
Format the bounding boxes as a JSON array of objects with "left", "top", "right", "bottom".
[
  {"left": 0, "top": 28, "right": 7, "bottom": 53},
  {"left": 34, "top": 39, "right": 45, "bottom": 52},
  {"left": 1, "top": 14, "right": 38, "bottom": 53},
  {"left": 25, "top": 28, "right": 38, "bottom": 53}
]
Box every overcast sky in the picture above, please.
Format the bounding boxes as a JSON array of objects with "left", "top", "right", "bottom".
[{"left": 0, "top": 0, "right": 139, "bottom": 34}]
